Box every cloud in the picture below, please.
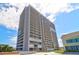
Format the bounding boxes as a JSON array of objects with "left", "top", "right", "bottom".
[
  {"left": 0, "top": 3, "right": 79, "bottom": 30},
  {"left": 0, "top": 8, "right": 18, "bottom": 30},
  {"left": 47, "top": 14, "right": 56, "bottom": 22},
  {"left": 0, "top": 3, "right": 25, "bottom": 30},
  {"left": 1, "top": 0, "right": 79, "bottom": 3},
  {"left": 9, "top": 36, "right": 17, "bottom": 48},
  {"left": 29, "top": 2, "right": 79, "bottom": 22},
  {"left": 58, "top": 38, "right": 64, "bottom": 47}
]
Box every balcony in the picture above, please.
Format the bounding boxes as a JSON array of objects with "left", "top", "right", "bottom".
[{"left": 29, "top": 37, "right": 42, "bottom": 42}]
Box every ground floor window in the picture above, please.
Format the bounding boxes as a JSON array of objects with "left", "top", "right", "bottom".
[
  {"left": 17, "top": 48, "right": 23, "bottom": 51},
  {"left": 39, "top": 48, "right": 42, "bottom": 51}
]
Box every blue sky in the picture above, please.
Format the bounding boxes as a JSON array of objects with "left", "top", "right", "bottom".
[
  {"left": 0, "top": 24, "right": 17, "bottom": 44},
  {"left": 55, "top": 8, "right": 79, "bottom": 38},
  {"left": 54, "top": 8, "right": 79, "bottom": 46},
  {"left": 0, "top": 3, "right": 79, "bottom": 47}
]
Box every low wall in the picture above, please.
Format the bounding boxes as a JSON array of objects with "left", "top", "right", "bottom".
[{"left": 0, "top": 52, "right": 19, "bottom": 55}]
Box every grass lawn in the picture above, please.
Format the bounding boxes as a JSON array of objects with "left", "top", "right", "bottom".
[{"left": 53, "top": 49, "right": 65, "bottom": 54}]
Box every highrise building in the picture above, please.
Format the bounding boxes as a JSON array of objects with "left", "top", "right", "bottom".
[{"left": 16, "top": 5, "right": 58, "bottom": 52}]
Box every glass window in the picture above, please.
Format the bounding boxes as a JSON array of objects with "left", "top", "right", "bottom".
[
  {"left": 65, "top": 46, "right": 68, "bottom": 50},
  {"left": 72, "top": 39, "right": 76, "bottom": 43},
  {"left": 73, "top": 46, "right": 75, "bottom": 50},
  {"left": 70, "top": 39, "right": 72, "bottom": 43},
  {"left": 66, "top": 38, "right": 79, "bottom": 43},
  {"left": 30, "top": 41, "right": 34, "bottom": 43},
  {"left": 29, "top": 48, "right": 33, "bottom": 51},
  {"left": 77, "top": 38, "right": 79, "bottom": 42},
  {"left": 76, "top": 46, "right": 78, "bottom": 50},
  {"left": 19, "top": 48, "right": 22, "bottom": 50},
  {"left": 75, "top": 38, "right": 78, "bottom": 42},
  {"left": 77, "top": 46, "right": 79, "bottom": 50},
  {"left": 71, "top": 39, "right": 73, "bottom": 43},
  {"left": 69, "top": 46, "right": 72, "bottom": 50},
  {"left": 71, "top": 46, "right": 73, "bottom": 50},
  {"left": 71, "top": 46, "right": 77, "bottom": 50},
  {"left": 66, "top": 46, "right": 71, "bottom": 50},
  {"left": 38, "top": 42, "right": 41, "bottom": 44},
  {"left": 66, "top": 40, "right": 69, "bottom": 43},
  {"left": 39, "top": 37, "right": 41, "bottom": 39},
  {"left": 39, "top": 48, "right": 42, "bottom": 51}
]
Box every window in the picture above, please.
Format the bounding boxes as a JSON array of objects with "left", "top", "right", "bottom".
[
  {"left": 17, "top": 45, "right": 23, "bottom": 47},
  {"left": 66, "top": 40, "right": 71, "bottom": 43},
  {"left": 68, "top": 46, "right": 71, "bottom": 50},
  {"left": 66, "top": 38, "right": 79, "bottom": 43},
  {"left": 74, "top": 46, "right": 77, "bottom": 50},
  {"left": 30, "top": 34, "right": 33, "bottom": 37},
  {"left": 78, "top": 38, "right": 79, "bottom": 42},
  {"left": 77, "top": 46, "right": 79, "bottom": 50},
  {"left": 65, "top": 46, "right": 68, "bottom": 50},
  {"left": 38, "top": 42, "right": 41, "bottom": 44},
  {"left": 76, "top": 38, "right": 79, "bottom": 42},
  {"left": 76, "top": 46, "right": 78, "bottom": 50},
  {"left": 72, "top": 39, "right": 76, "bottom": 43},
  {"left": 19, "top": 48, "right": 22, "bottom": 50},
  {"left": 39, "top": 37, "right": 41, "bottom": 39},
  {"left": 39, "top": 48, "right": 42, "bottom": 51},
  {"left": 72, "top": 46, "right": 75, "bottom": 50},
  {"left": 66, "top": 40, "right": 68, "bottom": 43},
  {"left": 71, "top": 46, "right": 74, "bottom": 50},
  {"left": 29, "top": 48, "right": 33, "bottom": 51},
  {"left": 30, "top": 41, "right": 33, "bottom": 43},
  {"left": 34, "top": 45, "right": 38, "bottom": 47}
]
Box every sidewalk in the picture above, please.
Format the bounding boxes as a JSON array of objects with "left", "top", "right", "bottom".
[{"left": 30, "top": 52, "right": 61, "bottom": 55}]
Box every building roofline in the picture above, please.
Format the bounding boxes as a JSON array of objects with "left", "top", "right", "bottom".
[
  {"left": 25, "top": 4, "right": 54, "bottom": 24},
  {"left": 61, "top": 31, "right": 79, "bottom": 40}
]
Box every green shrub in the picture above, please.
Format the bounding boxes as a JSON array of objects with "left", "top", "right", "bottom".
[{"left": 65, "top": 50, "right": 79, "bottom": 52}]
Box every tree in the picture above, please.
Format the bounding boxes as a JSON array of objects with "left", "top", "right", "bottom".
[{"left": 0, "top": 44, "right": 15, "bottom": 52}]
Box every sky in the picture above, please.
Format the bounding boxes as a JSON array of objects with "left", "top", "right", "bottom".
[{"left": 0, "top": 0, "right": 79, "bottom": 48}]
